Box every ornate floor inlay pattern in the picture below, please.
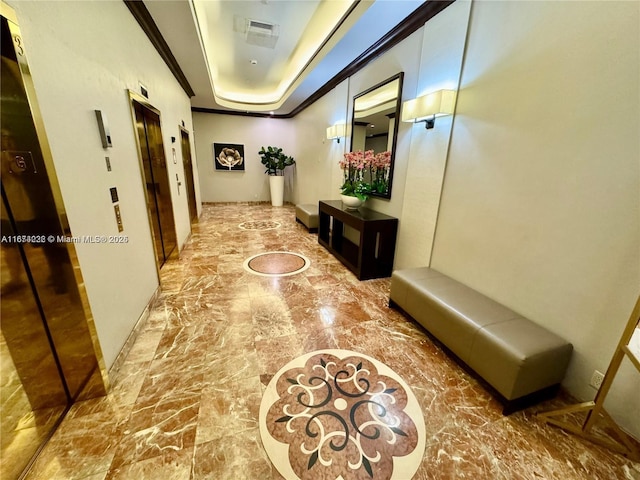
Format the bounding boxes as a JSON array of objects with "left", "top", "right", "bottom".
[
  {"left": 244, "top": 252, "right": 310, "bottom": 277},
  {"left": 238, "top": 220, "right": 281, "bottom": 231},
  {"left": 260, "top": 350, "right": 425, "bottom": 480}
]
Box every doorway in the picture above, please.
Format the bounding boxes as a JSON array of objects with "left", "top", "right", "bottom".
[
  {"left": 131, "top": 97, "right": 177, "bottom": 268},
  {"left": 179, "top": 126, "right": 198, "bottom": 223}
]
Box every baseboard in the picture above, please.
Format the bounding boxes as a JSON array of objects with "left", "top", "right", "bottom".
[
  {"left": 179, "top": 231, "right": 192, "bottom": 258},
  {"left": 108, "top": 286, "right": 161, "bottom": 380}
]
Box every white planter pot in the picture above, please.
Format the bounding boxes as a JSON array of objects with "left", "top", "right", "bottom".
[
  {"left": 340, "top": 194, "right": 364, "bottom": 210},
  {"left": 269, "top": 175, "right": 285, "bottom": 206}
]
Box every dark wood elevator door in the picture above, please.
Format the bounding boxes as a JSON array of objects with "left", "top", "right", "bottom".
[
  {"left": 180, "top": 128, "right": 197, "bottom": 223},
  {"left": 133, "top": 101, "right": 177, "bottom": 267}
]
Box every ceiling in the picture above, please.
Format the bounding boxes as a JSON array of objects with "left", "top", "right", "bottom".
[{"left": 141, "top": 0, "right": 431, "bottom": 116}]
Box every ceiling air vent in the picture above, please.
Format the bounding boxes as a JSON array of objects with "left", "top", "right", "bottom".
[{"left": 246, "top": 19, "right": 279, "bottom": 49}]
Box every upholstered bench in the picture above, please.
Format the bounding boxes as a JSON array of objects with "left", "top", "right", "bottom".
[
  {"left": 295, "top": 204, "right": 319, "bottom": 233},
  {"left": 389, "top": 267, "right": 573, "bottom": 414}
]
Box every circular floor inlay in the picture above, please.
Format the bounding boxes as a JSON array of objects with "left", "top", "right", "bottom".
[
  {"left": 238, "top": 220, "right": 281, "bottom": 231},
  {"left": 259, "top": 349, "right": 426, "bottom": 480},
  {"left": 243, "top": 252, "right": 310, "bottom": 277}
]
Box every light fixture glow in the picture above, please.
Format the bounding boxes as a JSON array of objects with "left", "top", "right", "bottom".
[
  {"left": 192, "top": 0, "right": 366, "bottom": 111},
  {"left": 326, "top": 123, "right": 347, "bottom": 143},
  {"left": 401, "top": 89, "right": 456, "bottom": 129}
]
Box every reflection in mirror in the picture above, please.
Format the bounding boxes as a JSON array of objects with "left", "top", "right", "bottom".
[{"left": 351, "top": 72, "right": 403, "bottom": 199}]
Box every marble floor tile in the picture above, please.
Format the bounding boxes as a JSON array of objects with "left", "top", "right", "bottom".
[
  {"left": 202, "top": 344, "right": 260, "bottom": 385},
  {"left": 25, "top": 407, "right": 128, "bottom": 480},
  {"left": 195, "top": 376, "right": 262, "bottom": 444},
  {"left": 109, "top": 392, "right": 200, "bottom": 470},
  {"left": 192, "top": 428, "right": 278, "bottom": 480},
  {"left": 17, "top": 203, "right": 639, "bottom": 480},
  {"left": 106, "top": 447, "right": 193, "bottom": 480}
]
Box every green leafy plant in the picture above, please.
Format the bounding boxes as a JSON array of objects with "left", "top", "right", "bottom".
[
  {"left": 339, "top": 178, "right": 372, "bottom": 201},
  {"left": 258, "top": 146, "right": 295, "bottom": 176}
]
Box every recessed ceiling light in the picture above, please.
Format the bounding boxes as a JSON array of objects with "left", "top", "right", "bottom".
[{"left": 250, "top": 59, "right": 258, "bottom": 65}]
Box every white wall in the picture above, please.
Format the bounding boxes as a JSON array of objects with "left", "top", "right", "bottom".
[
  {"left": 342, "top": 31, "right": 423, "bottom": 220},
  {"left": 431, "top": 0, "right": 640, "bottom": 437},
  {"left": 193, "top": 113, "right": 296, "bottom": 203},
  {"left": 292, "top": 80, "right": 349, "bottom": 204},
  {"left": 10, "top": 0, "right": 198, "bottom": 368},
  {"left": 395, "top": 0, "right": 472, "bottom": 268}
]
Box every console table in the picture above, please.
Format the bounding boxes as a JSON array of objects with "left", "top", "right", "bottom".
[{"left": 318, "top": 200, "right": 398, "bottom": 280}]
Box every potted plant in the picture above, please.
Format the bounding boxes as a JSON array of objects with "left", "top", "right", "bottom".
[
  {"left": 339, "top": 150, "right": 373, "bottom": 209},
  {"left": 258, "top": 146, "right": 295, "bottom": 206}
]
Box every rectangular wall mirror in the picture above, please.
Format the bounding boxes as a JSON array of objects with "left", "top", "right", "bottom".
[{"left": 351, "top": 72, "right": 404, "bottom": 199}]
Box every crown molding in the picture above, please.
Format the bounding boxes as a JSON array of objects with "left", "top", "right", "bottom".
[
  {"left": 191, "top": 107, "right": 288, "bottom": 119},
  {"left": 286, "top": 0, "right": 455, "bottom": 117},
  {"left": 124, "top": 0, "right": 195, "bottom": 98}
]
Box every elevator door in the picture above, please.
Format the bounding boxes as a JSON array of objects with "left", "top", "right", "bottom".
[
  {"left": 180, "top": 127, "right": 197, "bottom": 223},
  {"left": 133, "top": 101, "right": 176, "bottom": 268},
  {"left": 0, "top": 195, "right": 70, "bottom": 480},
  {"left": 1, "top": 13, "right": 107, "bottom": 479}
]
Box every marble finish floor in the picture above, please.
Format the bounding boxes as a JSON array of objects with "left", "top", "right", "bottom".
[
  {"left": 260, "top": 349, "right": 426, "bottom": 479},
  {"left": 23, "top": 203, "right": 640, "bottom": 479}
]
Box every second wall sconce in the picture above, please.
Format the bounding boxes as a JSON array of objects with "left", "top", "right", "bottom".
[
  {"left": 326, "top": 123, "right": 346, "bottom": 143},
  {"left": 401, "top": 89, "right": 456, "bottom": 129}
]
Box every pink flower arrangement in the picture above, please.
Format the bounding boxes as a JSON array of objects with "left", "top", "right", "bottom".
[
  {"left": 340, "top": 150, "right": 374, "bottom": 200},
  {"left": 340, "top": 150, "right": 391, "bottom": 198},
  {"left": 370, "top": 151, "right": 391, "bottom": 194}
]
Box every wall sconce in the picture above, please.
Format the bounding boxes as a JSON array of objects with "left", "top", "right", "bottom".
[
  {"left": 326, "top": 123, "right": 346, "bottom": 143},
  {"left": 401, "top": 89, "right": 456, "bottom": 129}
]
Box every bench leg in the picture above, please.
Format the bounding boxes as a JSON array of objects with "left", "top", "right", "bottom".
[
  {"left": 296, "top": 217, "right": 318, "bottom": 233},
  {"left": 501, "top": 384, "right": 561, "bottom": 415}
]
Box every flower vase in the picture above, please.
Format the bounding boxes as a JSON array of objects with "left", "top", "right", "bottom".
[{"left": 340, "top": 194, "right": 363, "bottom": 210}]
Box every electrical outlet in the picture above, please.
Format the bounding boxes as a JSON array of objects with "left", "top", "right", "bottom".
[{"left": 590, "top": 370, "right": 605, "bottom": 390}]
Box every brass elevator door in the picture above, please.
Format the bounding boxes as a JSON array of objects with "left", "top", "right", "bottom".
[
  {"left": 1, "top": 13, "right": 106, "bottom": 479},
  {"left": 133, "top": 101, "right": 177, "bottom": 268},
  {"left": 180, "top": 128, "right": 197, "bottom": 223},
  {"left": 0, "top": 193, "right": 70, "bottom": 480}
]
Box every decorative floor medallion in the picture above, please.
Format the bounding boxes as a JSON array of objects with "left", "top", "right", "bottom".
[
  {"left": 259, "top": 350, "right": 426, "bottom": 480},
  {"left": 243, "top": 252, "right": 310, "bottom": 277},
  {"left": 238, "top": 220, "right": 281, "bottom": 231}
]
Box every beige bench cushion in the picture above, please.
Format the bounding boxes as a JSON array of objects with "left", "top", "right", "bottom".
[
  {"left": 295, "top": 204, "right": 318, "bottom": 230},
  {"left": 390, "top": 267, "right": 572, "bottom": 401},
  {"left": 391, "top": 268, "right": 520, "bottom": 363}
]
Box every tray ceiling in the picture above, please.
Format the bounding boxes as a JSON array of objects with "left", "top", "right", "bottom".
[{"left": 142, "top": 0, "right": 432, "bottom": 115}]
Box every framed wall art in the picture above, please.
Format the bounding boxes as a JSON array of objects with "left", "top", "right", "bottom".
[{"left": 213, "top": 143, "right": 245, "bottom": 171}]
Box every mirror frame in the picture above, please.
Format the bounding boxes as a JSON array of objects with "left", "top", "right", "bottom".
[{"left": 350, "top": 72, "right": 404, "bottom": 199}]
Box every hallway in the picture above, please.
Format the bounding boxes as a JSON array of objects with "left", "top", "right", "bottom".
[{"left": 24, "top": 203, "right": 639, "bottom": 479}]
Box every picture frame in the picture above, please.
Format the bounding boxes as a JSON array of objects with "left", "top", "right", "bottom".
[{"left": 213, "top": 143, "right": 245, "bottom": 171}]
